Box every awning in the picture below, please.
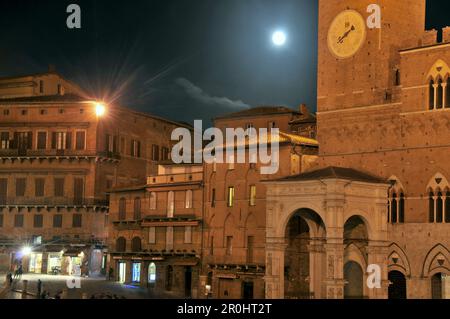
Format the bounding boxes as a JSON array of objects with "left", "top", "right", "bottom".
[
  {"left": 172, "top": 260, "right": 199, "bottom": 266},
  {"left": 216, "top": 273, "right": 239, "bottom": 279},
  {"left": 63, "top": 248, "right": 83, "bottom": 257}
]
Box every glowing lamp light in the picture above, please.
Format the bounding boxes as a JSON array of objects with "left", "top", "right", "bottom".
[
  {"left": 21, "top": 246, "right": 32, "bottom": 256},
  {"left": 95, "top": 103, "right": 106, "bottom": 117},
  {"left": 272, "top": 31, "right": 287, "bottom": 46}
]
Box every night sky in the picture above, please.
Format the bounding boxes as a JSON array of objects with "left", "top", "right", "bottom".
[{"left": 0, "top": 0, "right": 449, "bottom": 125}]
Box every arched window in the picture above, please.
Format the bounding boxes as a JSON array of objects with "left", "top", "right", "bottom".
[
  {"left": 119, "top": 198, "right": 126, "bottom": 221},
  {"left": 429, "top": 192, "right": 435, "bottom": 223},
  {"left": 167, "top": 191, "right": 175, "bottom": 218},
  {"left": 436, "top": 192, "right": 444, "bottom": 223},
  {"left": 149, "top": 192, "right": 157, "bottom": 210},
  {"left": 399, "top": 193, "right": 405, "bottom": 223},
  {"left": 429, "top": 79, "right": 435, "bottom": 110},
  {"left": 437, "top": 78, "right": 444, "bottom": 109},
  {"left": 116, "top": 237, "right": 126, "bottom": 252},
  {"left": 395, "top": 69, "right": 401, "bottom": 86},
  {"left": 185, "top": 190, "right": 193, "bottom": 209},
  {"left": 131, "top": 237, "right": 142, "bottom": 252},
  {"left": 391, "top": 193, "right": 398, "bottom": 224},
  {"left": 148, "top": 263, "right": 156, "bottom": 283},
  {"left": 134, "top": 197, "right": 141, "bottom": 220}
]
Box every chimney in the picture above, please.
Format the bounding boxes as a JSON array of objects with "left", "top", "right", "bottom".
[
  {"left": 299, "top": 103, "right": 309, "bottom": 116},
  {"left": 443, "top": 27, "right": 450, "bottom": 43},
  {"left": 48, "top": 64, "right": 56, "bottom": 73}
]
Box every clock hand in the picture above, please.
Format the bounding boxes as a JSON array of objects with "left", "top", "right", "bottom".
[{"left": 337, "top": 25, "right": 355, "bottom": 44}]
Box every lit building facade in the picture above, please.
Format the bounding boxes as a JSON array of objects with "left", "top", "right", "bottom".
[
  {"left": 201, "top": 106, "right": 318, "bottom": 299},
  {"left": 108, "top": 163, "right": 203, "bottom": 298},
  {"left": 0, "top": 71, "right": 187, "bottom": 276}
]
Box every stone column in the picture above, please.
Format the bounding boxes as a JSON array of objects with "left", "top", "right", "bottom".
[
  {"left": 443, "top": 83, "right": 448, "bottom": 108},
  {"left": 324, "top": 240, "right": 345, "bottom": 299},
  {"left": 264, "top": 237, "right": 286, "bottom": 299},
  {"left": 434, "top": 84, "right": 438, "bottom": 109},
  {"left": 308, "top": 239, "right": 326, "bottom": 299},
  {"left": 125, "top": 261, "right": 132, "bottom": 284},
  {"left": 324, "top": 195, "right": 345, "bottom": 299},
  {"left": 366, "top": 244, "right": 389, "bottom": 299},
  {"left": 140, "top": 262, "right": 148, "bottom": 288}
]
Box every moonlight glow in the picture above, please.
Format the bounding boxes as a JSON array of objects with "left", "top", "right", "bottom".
[{"left": 272, "top": 31, "right": 287, "bottom": 46}]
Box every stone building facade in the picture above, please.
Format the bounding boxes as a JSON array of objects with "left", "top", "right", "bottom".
[
  {"left": 201, "top": 106, "right": 318, "bottom": 299},
  {"left": 265, "top": 0, "right": 450, "bottom": 299},
  {"left": 0, "top": 70, "right": 187, "bottom": 276},
  {"left": 108, "top": 163, "right": 203, "bottom": 298}
]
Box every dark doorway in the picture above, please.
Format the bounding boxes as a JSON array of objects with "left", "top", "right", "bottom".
[
  {"left": 431, "top": 273, "right": 443, "bottom": 299},
  {"left": 184, "top": 266, "right": 192, "bottom": 298},
  {"left": 388, "top": 271, "right": 407, "bottom": 299},
  {"left": 284, "top": 213, "right": 310, "bottom": 299},
  {"left": 242, "top": 281, "right": 254, "bottom": 299},
  {"left": 0, "top": 178, "right": 7, "bottom": 205},
  {"left": 344, "top": 261, "right": 364, "bottom": 299},
  {"left": 166, "top": 266, "right": 173, "bottom": 291}
]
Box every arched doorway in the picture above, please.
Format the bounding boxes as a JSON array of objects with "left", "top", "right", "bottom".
[
  {"left": 388, "top": 271, "right": 407, "bottom": 299},
  {"left": 344, "top": 216, "right": 369, "bottom": 299},
  {"left": 431, "top": 273, "right": 444, "bottom": 299},
  {"left": 284, "top": 208, "right": 326, "bottom": 299},
  {"left": 344, "top": 261, "right": 363, "bottom": 299}
]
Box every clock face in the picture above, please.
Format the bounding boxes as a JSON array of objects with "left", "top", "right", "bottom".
[{"left": 327, "top": 10, "right": 366, "bottom": 59}]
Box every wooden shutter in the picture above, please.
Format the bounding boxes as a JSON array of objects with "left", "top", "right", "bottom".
[
  {"left": 65, "top": 132, "right": 72, "bottom": 149},
  {"left": 51, "top": 132, "right": 57, "bottom": 149},
  {"left": 0, "top": 178, "right": 7, "bottom": 205}
]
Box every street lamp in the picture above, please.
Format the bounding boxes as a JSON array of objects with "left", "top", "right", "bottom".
[
  {"left": 95, "top": 102, "right": 106, "bottom": 117},
  {"left": 21, "top": 246, "right": 32, "bottom": 256}
]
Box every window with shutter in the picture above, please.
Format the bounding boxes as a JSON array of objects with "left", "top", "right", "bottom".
[
  {"left": 0, "top": 178, "right": 7, "bottom": 205},
  {"left": 16, "top": 178, "right": 26, "bottom": 197},
  {"left": 37, "top": 132, "right": 47, "bottom": 150},
  {"left": 75, "top": 131, "right": 86, "bottom": 150},
  {"left": 55, "top": 177, "right": 64, "bottom": 197},
  {"left": 34, "top": 215, "right": 43, "bottom": 228},
  {"left": 35, "top": 178, "right": 45, "bottom": 197},
  {"left": 14, "top": 214, "right": 24, "bottom": 228},
  {"left": 72, "top": 214, "right": 82, "bottom": 227},
  {"left": 0, "top": 132, "right": 9, "bottom": 149},
  {"left": 53, "top": 214, "right": 63, "bottom": 228},
  {"left": 66, "top": 132, "right": 72, "bottom": 149},
  {"left": 73, "top": 178, "right": 84, "bottom": 205}
]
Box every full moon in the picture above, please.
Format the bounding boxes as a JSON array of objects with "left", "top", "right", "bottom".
[{"left": 272, "top": 31, "right": 287, "bottom": 46}]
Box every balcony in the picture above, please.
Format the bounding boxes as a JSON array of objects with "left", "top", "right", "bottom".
[
  {"left": 0, "top": 148, "right": 121, "bottom": 163},
  {"left": 0, "top": 236, "right": 106, "bottom": 248},
  {"left": 147, "top": 172, "right": 203, "bottom": 185},
  {"left": 0, "top": 197, "right": 109, "bottom": 209}
]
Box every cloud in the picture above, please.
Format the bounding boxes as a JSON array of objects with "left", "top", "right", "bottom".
[{"left": 176, "top": 78, "right": 250, "bottom": 109}]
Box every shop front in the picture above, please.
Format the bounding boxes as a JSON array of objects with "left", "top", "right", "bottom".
[
  {"left": 118, "top": 261, "right": 126, "bottom": 283},
  {"left": 132, "top": 262, "right": 141, "bottom": 283},
  {"left": 47, "top": 252, "right": 63, "bottom": 274},
  {"left": 29, "top": 253, "right": 43, "bottom": 273}
]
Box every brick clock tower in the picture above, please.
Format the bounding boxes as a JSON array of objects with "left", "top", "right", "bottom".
[
  {"left": 317, "top": 0, "right": 427, "bottom": 166},
  {"left": 317, "top": 0, "right": 425, "bottom": 112}
]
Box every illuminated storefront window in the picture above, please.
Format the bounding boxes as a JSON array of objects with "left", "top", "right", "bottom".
[{"left": 148, "top": 263, "right": 156, "bottom": 283}]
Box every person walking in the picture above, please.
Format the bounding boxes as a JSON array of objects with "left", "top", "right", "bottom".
[
  {"left": 17, "top": 264, "right": 23, "bottom": 280},
  {"left": 108, "top": 267, "right": 114, "bottom": 281},
  {"left": 37, "top": 279, "right": 42, "bottom": 299}
]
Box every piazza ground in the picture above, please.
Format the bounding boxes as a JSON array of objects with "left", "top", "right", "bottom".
[{"left": 0, "top": 273, "right": 178, "bottom": 299}]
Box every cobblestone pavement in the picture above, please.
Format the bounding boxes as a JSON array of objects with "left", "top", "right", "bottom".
[{"left": 0, "top": 273, "right": 152, "bottom": 299}]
